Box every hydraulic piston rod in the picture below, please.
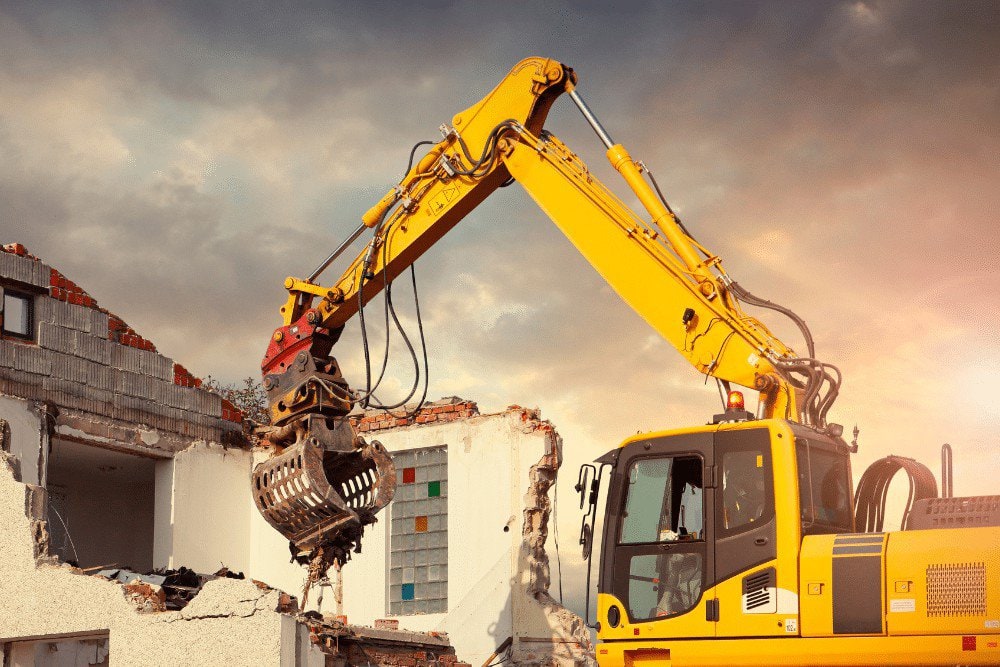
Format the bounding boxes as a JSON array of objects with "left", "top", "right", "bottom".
[
  {"left": 568, "top": 89, "right": 615, "bottom": 149},
  {"left": 308, "top": 222, "right": 368, "bottom": 283}
]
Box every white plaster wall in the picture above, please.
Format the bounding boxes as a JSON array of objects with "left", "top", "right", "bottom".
[
  {"left": 335, "top": 411, "right": 552, "bottom": 666},
  {"left": 0, "top": 395, "right": 45, "bottom": 486},
  {"left": 163, "top": 444, "right": 308, "bottom": 601},
  {"left": 0, "top": 454, "right": 318, "bottom": 666},
  {"left": 152, "top": 458, "right": 175, "bottom": 568},
  {"left": 165, "top": 441, "right": 253, "bottom": 574}
]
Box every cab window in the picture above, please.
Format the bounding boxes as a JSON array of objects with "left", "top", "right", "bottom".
[
  {"left": 628, "top": 552, "right": 704, "bottom": 619},
  {"left": 797, "top": 440, "right": 852, "bottom": 534},
  {"left": 618, "top": 454, "right": 705, "bottom": 621},
  {"left": 620, "top": 456, "right": 704, "bottom": 543},
  {"left": 720, "top": 448, "right": 773, "bottom": 535}
]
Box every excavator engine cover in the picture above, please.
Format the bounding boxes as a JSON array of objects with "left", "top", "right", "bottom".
[{"left": 252, "top": 416, "right": 395, "bottom": 561}]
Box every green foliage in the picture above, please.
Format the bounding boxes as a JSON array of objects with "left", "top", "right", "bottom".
[{"left": 203, "top": 376, "right": 270, "bottom": 425}]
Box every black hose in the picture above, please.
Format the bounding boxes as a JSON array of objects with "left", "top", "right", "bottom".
[
  {"left": 355, "top": 137, "right": 441, "bottom": 411},
  {"left": 729, "top": 281, "right": 815, "bottom": 359},
  {"left": 644, "top": 167, "right": 700, "bottom": 244},
  {"left": 854, "top": 456, "right": 938, "bottom": 532}
]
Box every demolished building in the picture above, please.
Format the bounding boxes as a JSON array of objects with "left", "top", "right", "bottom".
[
  {"left": 0, "top": 242, "right": 592, "bottom": 666},
  {"left": 337, "top": 400, "right": 594, "bottom": 665}
]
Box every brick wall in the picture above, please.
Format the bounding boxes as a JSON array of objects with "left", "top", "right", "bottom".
[{"left": 350, "top": 397, "right": 479, "bottom": 434}]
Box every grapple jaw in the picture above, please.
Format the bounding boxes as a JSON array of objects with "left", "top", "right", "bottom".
[
  {"left": 253, "top": 416, "right": 393, "bottom": 606},
  {"left": 258, "top": 320, "right": 397, "bottom": 597},
  {"left": 251, "top": 419, "right": 395, "bottom": 564}
]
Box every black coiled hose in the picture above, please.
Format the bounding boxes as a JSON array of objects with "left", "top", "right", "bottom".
[{"left": 854, "top": 455, "right": 938, "bottom": 532}]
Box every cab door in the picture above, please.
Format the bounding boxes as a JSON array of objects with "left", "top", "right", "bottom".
[
  {"left": 600, "top": 432, "right": 716, "bottom": 638},
  {"left": 713, "top": 427, "right": 780, "bottom": 636}
]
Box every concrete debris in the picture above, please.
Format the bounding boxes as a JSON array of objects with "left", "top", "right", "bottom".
[
  {"left": 2, "top": 451, "right": 471, "bottom": 664},
  {"left": 301, "top": 614, "right": 468, "bottom": 667},
  {"left": 93, "top": 565, "right": 252, "bottom": 611},
  {"left": 123, "top": 579, "right": 167, "bottom": 613},
  {"left": 177, "top": 577, "right": 276, "bottom": 621}
]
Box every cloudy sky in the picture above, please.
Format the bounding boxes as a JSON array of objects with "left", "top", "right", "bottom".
[{"left": 3, "top": 1, "right": 998, "bottom": 616}]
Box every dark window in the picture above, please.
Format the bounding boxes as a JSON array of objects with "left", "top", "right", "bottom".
[
  {"left": 714, "top": 428, "right": 778, "bottom": 585},
  {"left": 720, "top": 448, "right": 772, "bottom": 535},
  {"left": 797, "top": 440, "right": 853, "bottom": 534},
  {"left": 1, "top": 288, "right": 33, "bottom": 339}
]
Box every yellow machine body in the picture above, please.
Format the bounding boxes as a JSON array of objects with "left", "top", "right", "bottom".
[
  {"left": 258, "top": 57, "right": 1000, "bottom": 664},
  {"left": 592, "top": 420, "right": 1000, "bottom": 665}
]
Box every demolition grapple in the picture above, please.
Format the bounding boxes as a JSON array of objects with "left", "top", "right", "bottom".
[{"left": 252, "top": 322, "right": 395, "bottom": 571}]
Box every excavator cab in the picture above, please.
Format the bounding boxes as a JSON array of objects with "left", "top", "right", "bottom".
[{"left": 586, "top": 419, "right": 854, "bottom": 644}]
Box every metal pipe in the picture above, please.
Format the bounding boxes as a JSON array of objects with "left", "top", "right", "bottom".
[
  {"left": 480, "top": 637, "right": 512, "bottom": 667},
  {"left": 308, "top": 223, "right": 367, "bottom": 283},
  {"left": 568, "top": 89, "right": 615, "bottom": 149},
  {"left": 941, "top": 443, "right": 953, "bottom": 498}
]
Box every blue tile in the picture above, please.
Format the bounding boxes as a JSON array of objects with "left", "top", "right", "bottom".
[{"left": 401, "top": 583, "right": 415, "bottom": 601}]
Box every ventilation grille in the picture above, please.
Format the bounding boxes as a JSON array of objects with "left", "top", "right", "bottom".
[
  {"left": 742, "top": 567, "right": 776, "bottom": 613},
  {"left": 926, "top": 562, "right": 987, "bottom": 617},
  {"left": 908, "top": 496, "right": 1000, "bottom": 530}
]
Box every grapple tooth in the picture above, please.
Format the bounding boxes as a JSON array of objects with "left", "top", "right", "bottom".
[
  {"left": 324, "top": 439, "right": 396, "bottom": 522},
  {"left": 251, "top": 435, "right": 395, "bottom": 558}
]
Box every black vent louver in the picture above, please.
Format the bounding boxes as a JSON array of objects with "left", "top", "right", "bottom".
[{"left": 742, "top": 567, "right": 776, "bottom": 611}]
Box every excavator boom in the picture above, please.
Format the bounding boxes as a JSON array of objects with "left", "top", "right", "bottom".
[{"left": 253, "top": 57, "right": 838, "bottom": 578}]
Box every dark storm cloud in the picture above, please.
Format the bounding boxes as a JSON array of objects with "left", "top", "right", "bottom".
[{"left": 2, "top": 2, "right": 999, "bottom": 597}]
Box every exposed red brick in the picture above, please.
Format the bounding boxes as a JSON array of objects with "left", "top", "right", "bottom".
[
  {"left": 349, "top": 398, "right": 479, "bottom": 433},
  {"left": 6, "top": 242, "right": 248, "bottom": 430},
  {"left": 221, "top": 398, "right": 243, "bottom": 423},
  {"left": 3, "top": 243, "right": 27, "bottom": 256}
]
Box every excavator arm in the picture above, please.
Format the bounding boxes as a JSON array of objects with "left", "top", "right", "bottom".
[{"left": 252, "top": 57, "right": 837, "bottom": 578}]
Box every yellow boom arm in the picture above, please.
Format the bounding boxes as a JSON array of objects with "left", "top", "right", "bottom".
[
  {"left": 256, "top": 56, "right": 844, "bottom": 570},
  {"left": 264, "top": 56, "right": 807, "bottom": 423}
]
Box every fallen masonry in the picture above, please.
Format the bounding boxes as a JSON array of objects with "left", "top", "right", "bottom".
[{"left": 0, "top": 446, "right": 466, "bottom": 666}]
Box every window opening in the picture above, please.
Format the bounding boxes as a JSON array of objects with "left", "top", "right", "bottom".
[
  {"left": 4, "top": 635, "right": 109, "bottom": 667},
  {"left": 46, "top": 439, "right": 156, "bottom": 570},
  {"left": 1, "top": 288, "right": 33, "bottom": 339}
]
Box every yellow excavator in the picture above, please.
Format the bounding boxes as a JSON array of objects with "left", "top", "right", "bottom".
[{"left": 251, "top": 58, "right": 1000, "bottom": 665}]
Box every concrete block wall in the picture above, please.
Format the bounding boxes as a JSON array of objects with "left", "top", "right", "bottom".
[{"left": 0, "top": 243, "right": 242, "bottom": 452}]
